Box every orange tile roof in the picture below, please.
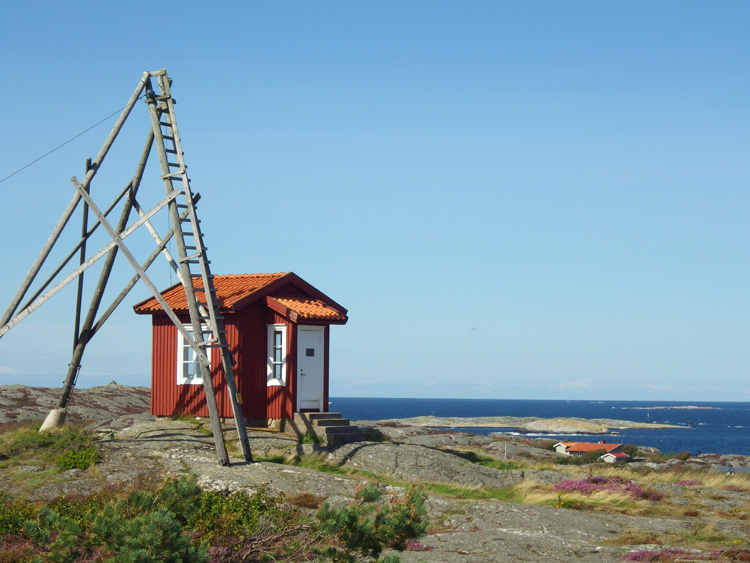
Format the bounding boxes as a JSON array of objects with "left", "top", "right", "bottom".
[
  {"left": 273, "top": 296, "right": 348, "bottom": 323},
  {"left": 562, "top": 442, "right": 621, "bottom": 453},
  {"left": 133, "top": 273, "right": 287, "bottom": 313},
  {"left": 133, "top": 273, "right": 348, "bottom": 324}
]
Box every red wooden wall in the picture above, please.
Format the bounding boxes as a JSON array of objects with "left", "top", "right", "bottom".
[{"left": 149, "top": 304, "right": 301, "bottom": 420}]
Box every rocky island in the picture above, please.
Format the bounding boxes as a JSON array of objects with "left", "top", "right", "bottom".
[{"left": 380, "top": 415, "right": 685, "bottom": 434}]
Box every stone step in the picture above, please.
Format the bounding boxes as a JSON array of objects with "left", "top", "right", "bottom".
[
  {"left": 289, "top": 412, "right": 366, "bottom": 445},
  {"left": 322, "top": 425, "right": 360, "bottom": 434},
  {"left": 306, "top": 412, "right": 342, "bottom": 421},
  {"left": 325, "top": 428, "right": 366, "bottom": 446},
  {"left": 313, "top": 418, "right": 351, "bottom": 427}
]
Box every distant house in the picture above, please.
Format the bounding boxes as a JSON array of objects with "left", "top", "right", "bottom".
[
  {"left": 554, "top": 441, "right": 626, "bottom": 459},
  {"left": 133, "top": 272, "right": 348, "bottom": 424},
  {"left": 600, "top": 452, "right": 630, "bottom": 463}
]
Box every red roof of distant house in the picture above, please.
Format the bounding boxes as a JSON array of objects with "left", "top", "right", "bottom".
[
  {"left": 603, "top": 452, "right": 629, "bottom": 459},
  {"left": 559, "top": 442, "right": 622, "bottom": 454},
  {"left": 133, "top": 273, "right": 348, "bottom": 323}
]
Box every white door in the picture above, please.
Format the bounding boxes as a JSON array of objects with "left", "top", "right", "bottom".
[{"left": 297, "top": 326, "right": 325, "bottom": 411}]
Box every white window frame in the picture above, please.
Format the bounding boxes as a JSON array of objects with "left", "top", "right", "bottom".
[
  {"left": 177, "top": 324, "right": 210, "bottom": 385},
  {"left": 267, "top": 324, "right": 287, "bottom": 387}
]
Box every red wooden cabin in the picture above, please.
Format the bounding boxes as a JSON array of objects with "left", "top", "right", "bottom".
[{"left": 133, "top": 272, "right": 348, "bottom": 423}]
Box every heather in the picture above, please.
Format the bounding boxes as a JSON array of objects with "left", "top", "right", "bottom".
[
  {"left": 621, "top": 548, "right": 750, "bottom": 561},
  {"left": 554, "top": 476, "right": 665, "bottom": 501},
  {"left": 621, "top": 548, "right": 695, "bottom": 562}
]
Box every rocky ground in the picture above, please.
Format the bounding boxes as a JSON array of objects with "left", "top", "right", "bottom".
[{"left": 2, "top": 384, "right": 750, "bottom": 562}]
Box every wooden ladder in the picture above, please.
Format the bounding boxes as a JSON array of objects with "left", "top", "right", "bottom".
[{"left": 144, "top": 70, "right": 252, "bottom": 464}]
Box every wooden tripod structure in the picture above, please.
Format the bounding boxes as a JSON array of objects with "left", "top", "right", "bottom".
[{"left": 0, "top": 69, "right": 252, "bottom": 466}]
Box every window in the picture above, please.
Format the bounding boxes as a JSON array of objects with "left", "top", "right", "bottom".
[
  {"left": 177, "top": 324, "right": 210, "bottom": 385},
  {"left": 267, "top": 324, "right": 287, "bottom": 386}
]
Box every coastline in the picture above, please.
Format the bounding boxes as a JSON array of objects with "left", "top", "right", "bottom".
[{"left": 377, "top": 415, "right": 686, "bottom": 434}]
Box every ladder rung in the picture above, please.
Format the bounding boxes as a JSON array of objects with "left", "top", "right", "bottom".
[
  {"left": 159, "top": 121, "right": 172, "bottom": 127},
  {"left": 163, "top": 135, "right": 174, "bottom": 141},
  {"left": 168, "top": 162, "right": 182, "bottom": 167},
  {"left": 199, "top": 314, "right": 223, "bottom": 321},
  {"left": 165, "top": 148, "right": 178, "bottom": 154}
]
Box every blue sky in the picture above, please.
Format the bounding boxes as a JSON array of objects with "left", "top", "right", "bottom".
[{"left": 1, "top": 2, "right": 748, "bottom": 401}]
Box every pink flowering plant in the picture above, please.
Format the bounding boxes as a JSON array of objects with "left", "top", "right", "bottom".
[
  {"left": 725, "top": 485, "right": 748, "bottom": 493},
  {"left": 554, "top": 476, "right": 664, "bottom": 501},
  {"left": 621, "top": 548, "right": 694, "bottom": 562}
]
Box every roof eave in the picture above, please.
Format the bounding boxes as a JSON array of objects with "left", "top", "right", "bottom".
[{"left": 266, "top": 296, "right": 348, "bottom": 325}]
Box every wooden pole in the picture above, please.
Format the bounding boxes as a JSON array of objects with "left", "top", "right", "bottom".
[
  {"left": 0, "top": 192, "right": 82, "bottom": 329},
  {"left": 20, "top": 182, "right": 136, "bottom": 311},
  {"left": 1, "top": 73, "right": 149, "bottom": 332},
  {"left": 55, "top": 132, "right": 154, "bottom": 413},
  {"left": 0, "top": 188, "right": 181, "bottom": 338},
  {"left": 73, "top": 158, "right": 92, "bottom": 348},
  {"left": 91, "top": 208, "right": 188, "bottom": 337}
]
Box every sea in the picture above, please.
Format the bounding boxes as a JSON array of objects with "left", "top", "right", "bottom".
[{"left": 329, "top": 397, "right": 750, "bottom": 457}]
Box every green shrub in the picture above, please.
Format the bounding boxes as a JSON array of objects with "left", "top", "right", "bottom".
[
  {"left": 22, "top": 477, "right": 209, "bottom": 563},
  {"left": 0, "top": 424, "right": 98, "bottom": 464},
  {"left": 355, "top": 482, "right": 383, "bottom": 503},
  {"left": 9, "top": 474, "right": 430, "bottom": 563},
  {"left": 191, "top": 487, "right": 281, "bottom": 544},
  {"left": 315, "top": 484, "right": 428, "bottom": 563},
  {"left": 92, "top": 503, "right": 208, "bottom": 563},
  {"left": 54, "top": 447, "right": 99, "bottom": 469},
  {"left": 0, "top": 492, "right": 34, "bottom": 534}
]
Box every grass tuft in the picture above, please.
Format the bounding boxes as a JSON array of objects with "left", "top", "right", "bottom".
[{"left": 453, "top": 450, "right": 527, "bottom": 471}]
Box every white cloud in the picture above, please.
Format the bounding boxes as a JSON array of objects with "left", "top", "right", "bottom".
[
  {"left": 559, "top": 378, "right": 592, "bottom": 390},
  {"left": 639, "top": 384, "right": 677, "bottom": 392},
  {"left": 0, "top": 366, "right": 18, "bottom": 375}
]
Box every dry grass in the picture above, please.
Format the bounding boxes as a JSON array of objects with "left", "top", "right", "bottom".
[
  {"left": 516, "top": 465, "right": 750, "bottom": 521},
  {"left": 512, "top": 479, "right": 657, "bottom": 516},
  {"left": 285, "top": 491, "right": 328, "bottom": 509},
  {"left": 606, "top": 522, "right": 749, "bottom": 552}
]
